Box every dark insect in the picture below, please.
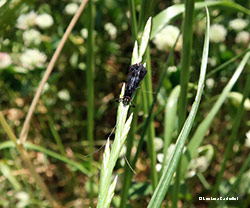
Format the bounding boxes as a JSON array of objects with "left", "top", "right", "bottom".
[{"left": 117, "top": 62, "right": 147, "bottom": 107}]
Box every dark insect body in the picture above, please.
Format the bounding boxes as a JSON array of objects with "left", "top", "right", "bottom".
[{"left": 118, "top": 63, "right": 147, "bottom": 106}]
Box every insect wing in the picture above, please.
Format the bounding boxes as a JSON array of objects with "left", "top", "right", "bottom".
[
  {"left": 125, "top": 67, "right": 138, "bottom": 97},
  {"left": 137, "top": 64, "right": 147, "bottom": 84},
  {"left": 125, "top": 63, "right": 147, "bottom": 97}
]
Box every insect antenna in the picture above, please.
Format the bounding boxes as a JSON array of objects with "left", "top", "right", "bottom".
[{"left": 83, "top": 125, "right": 116, "bottom": 157}]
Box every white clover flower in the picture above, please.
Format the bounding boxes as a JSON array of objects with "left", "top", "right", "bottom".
[
  {"left": 195, "top": 156, "right": 209, "bottom": 172},
  {"left": 168, "top": 66, "right": 177, "bottom": 73},
  {"left": 209, "top": 24, "right": 227, "bottom": 43},
  {"left": 104, "top": 23, "right": 117, "bottom": 40},
  {"left": 153, "top": 25, "right": 181, "bottom": 52},
  {"left": 16, "top": 192, "right": 30, "bottom": 208},
  {"left": 245, "top": 130, "right": 250, "bottom": 148},
  {"left": 0, "top": 0, "right": 7, "bottom": 7},
  {"left": 156, "top": 163, "right": 162, "bottom": 172},
  {"left": 35, "top": 13, "right": 54, "bottom": 29},
  {"left": 58, "top": 89, "right": 70, "bottom": 101},
  {"left": 7, "top": 108, "right": 24, "bottom": 122},
  {"left": 23, "top": 29, "right": 41, "bottom": 45},
  {"left": 20, "top": 49, "right": 47, "bottom": 69},
  {"left": 206, "top": 78, "right": 215, "bottom": 89},
  {"left": 157, "top": 153, "right": 164, "bottom": 163},
  {"left": 80, "top": 28, "right": 88, "bottom": 39},
  {"left": 16, "top": 11, "right": 37, "bottom": 30},
  {"left": 235, "top": 31, "right": 250, "bottom": 44},
  {"left": 229, "top": 18, "right": 249, "bottom": 31},
  {"left": 208, "top": 57, "right": 217, "bottom": 67},
  {"left": 0, "top": 52, "right": 12, "bottom": 69},
  {"left": 154, "top": 137, "right": 164, "bottom": 151},
  {"left": 65, "top": 3, "right": 79, "bottom": 15}
]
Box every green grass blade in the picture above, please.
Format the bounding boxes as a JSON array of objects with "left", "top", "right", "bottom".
[
  {"left": 0, "top": 141, "right": 90, "bottom": 176},
  {"left": 181, "top": 51, "right": 250, "bottom": 179},
  {"left": 209, "top": 56, "right": 250, "bottom": 207},
  {"left": 127, "top": 0, "right": 138, "bottom": 40},
  {"left": 178, "top": 0, "right": 194, "bottom": 130},
  {"left": 47, "top": 115, "right": 66, "bottom": 156},
  {"left": 174, "top": 0, "right": 194, "bottom": 205},
  {"left": 207, "top": 48, "right": 250, "bottom": 78},
  {"left": 0, "top": 161, "right": 22, "bottom": 191},
  {"left": 151, "top": 1, "right": 250, "bottom": 39},
  {"left": 161, "top": 85, "right": 180, "bottom": 176},
  {"left": 86, "top": 0, "right": 95, "bottom": 204},
  {"left": 147, "top": 7, "right": 210, "bottom": 208}
]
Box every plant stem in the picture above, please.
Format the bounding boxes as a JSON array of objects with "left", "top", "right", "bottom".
[
  {"left": 127, "top": 0, "right": 138, "bottom": 40},
  {"left": 19, "top": 0, "right": 89, "bottom": 145},
  {"left": 86, "top": 0, "right": 95, "bottom": 205},
  {"left": 175, "top": 0, "right": 194, "bottom": 206}
]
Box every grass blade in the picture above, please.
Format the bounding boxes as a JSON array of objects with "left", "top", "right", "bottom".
[
  {"left": 151, "top": 1, "right": 250, "bottom": 39},
  {"left": 209, "top": 54, "right": 250, "bottom": 207},
  {"left": 181, "top": 50, "right": 250, "bottom": 179},
  {"left": 147, "top": 7, "right": 210, "bottom": 208}
]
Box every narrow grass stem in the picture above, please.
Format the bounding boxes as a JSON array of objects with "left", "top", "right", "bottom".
[
  {"left": 175, "top": 1, "right": 195, "bottom": 203},
  {"left": 86, "top": 0, "right": 95, "bottom": 204},
  {"left": 207, "top": 48, "right": 250, "bottom": 78},
  {"left": 127, "top": 0, "right": 138, "bottom": 40}
]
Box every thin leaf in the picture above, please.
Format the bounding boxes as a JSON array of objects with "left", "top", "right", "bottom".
[
  {"left": 181, "top": 50, "right": 250, "bottom": 179},
  {"left": 147, "top": 7, "right": 210, "bottom": 208},
  {"left": 151, "top": 1, "right": 250, "bottom": 39}
]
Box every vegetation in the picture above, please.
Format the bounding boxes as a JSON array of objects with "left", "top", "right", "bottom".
[{"left": 0, "top": 0, "right": 249, "bottom": 207}]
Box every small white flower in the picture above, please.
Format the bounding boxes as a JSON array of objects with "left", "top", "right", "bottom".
[
  {"left": 35, "top": 13, "right": 54, "bottom": 29},
  {"left": 229, "top": 18, "right": 248, "bottom": 31},
  {"left": 20, "top": 49, "right": 47, "bottom": 69},
  {"left": 0, "top": 52, "right": 12, "bottom": 69},
  {"left": 104, "top": 23, "right": 117, "bottom": 40},
  {"left": 23, "top": 29, "right": 41, "bottom": 45},
  {"left": 206, "top": 78, "right": 215, "bottom": 89},
  {"left": 0, "top": 0, "right": 7, "bottom": 8},
  {"left": 245, "top": 130, "right": 250, "bottom": 148},
  {"left": 209, "top": 24, "right": 227, "bottom": 43},
  {"left": 16, "top": 11, "right": 37, "bottom": 30},
  {"left": 153, "top": 25, "right": 181, "bottom": 52},
  {"left": 58, "top": 89, "right": 70, "bottom": 101},
  {"left": 157, "top": 153, "right": 164, "bottom": 163},
  {"left": 235, "top": 31, "right": 250, "bottom": 44},
  {"left": 7, "top": 108, "right": 24, "bottom": 122},
  {"left": 65, "top": 3, "right": 79, "bottom": 15},
  {"left": 195, "top": 156, "right": 209, "bottom": 172},
  {"left": 156, "top": 163, "right": 162, "bottom": 172},
  {"left": 80, "top": 28, "right": 88, "bottom": 39},
  {"left": 16, "top": 192, "right": 30, "bottom": 208},
  {"left": 154, "top": 137, "right": 163, "bottom": 151},
  {"left": 168, "top": 66, "right": 177, "bottom": 73},
  {"left": 208, "top": 57, "right": 217, "bottom": 67}
]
